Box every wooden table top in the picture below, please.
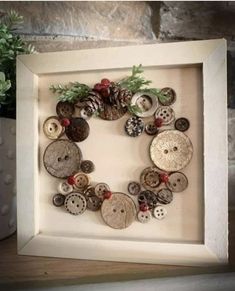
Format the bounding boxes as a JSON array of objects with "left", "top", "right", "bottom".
[{"left": 0, "top": 211, "right": 234, "bottom": 289}]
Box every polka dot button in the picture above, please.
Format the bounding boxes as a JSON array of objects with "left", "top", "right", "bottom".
[
  {"left": 137, "top": 210, "right": 151, "bottom": 223},
  {"left": 153, "top": 206, "right": 167, "bottom": 220},
  {"left": 154, "top": 106, "right": 175, "bottom": 125},
  {"left": 166, "top": 172, "right": 188, "bottom": 192},
  {"left": 95, "top": 183, "right": 110, "bottom": 199},
  {"left": 73, "top": 173, "right": 90, "bottom": 191},
  {"left": 58, "top": 181, "right": 74, "bottom": 195},
  {"left": 43, "top": 116, "right": 64, "bottom": 140},
  {"left": 125, "top": 116, "right": 144, "bottom": 137},
  {"left": 65, "top": 193, "right": 87, "bottom": 215}
]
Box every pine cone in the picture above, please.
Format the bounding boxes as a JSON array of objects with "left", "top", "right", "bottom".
[
  {"left": 108, "top": 83, "right": 133, "bottom": 108},
  {"left": 83, "top": 91, "right": 104, "bottom": 114}
]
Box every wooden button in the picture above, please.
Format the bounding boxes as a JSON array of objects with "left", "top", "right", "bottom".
[
  {"left": 158, "top": 87, "right": 176, "bottom": 106},
  {"left": 43, "top": 140, "right": 82, "bottom": 178},
  {"left": 145, "top": 121, "right": 158, "bottom": 136},
  {"left": 125, "top": 116, "right": 144, "bottom": 137},
  {"left": 138, "top": 190, "right": 158, "bottom": 209},
  {"left": 154, "top": 106, "right": 175, "bottom": 125},
  {"left": 166, "top": 172, "right": 188, "bottom": 192},
  {"left": 73, "top": 173, "right": 90, "bottom": 191},
  {"left": 140, "top": 167, "right": 160, "bottom": 190},
  {"left": 101, "top": 192, "right": 136, "bottom": 229},
  {"left": 65, "top": 118, "right": 90, "bottom": 142},
  {"left": 157, "top": 188, "right": 173, "bottom": 204},
  {"left": 130, "top": 92, "right": 158, "bottom": 118},
  {"left": 64, "top": 193, "right": 87, "bottom": 215},
  {"left": 150, "top": 130, "right": 193, "bottom": 171},
  {"left": 57, "top": 181, "right": 73, "bottom": 195},
  {"left": 137, "top": 210, "right": 151, "bottom": 223},
  {"left": 95, "top": 183, "right": 110, "bottom": 199},
  {"left": 52, "top": 193, "right": 65, "bottom": 207},
  {"left": 99, "top": 103, "right": 127, "bottom": 120},
  {"left": 81, "top": 160, "right": 95, "bottom": 174},
  {"left": 43, "top": 116, "right": 64, "bottom": 139},
  {"left": 153, "top": 206, "right": 167, "bottom": 219},
  {"left": 56, "top": 101, "right": 75, "bottom": 118},
  {"left": 87, "top": 196, "right": 102, "bottom": 211},
  {"left": 128, "top": 181, "right": 141, "bottom": 196},
  {"left": 175, "top": 117, "right": 190, "bottom": 132}
]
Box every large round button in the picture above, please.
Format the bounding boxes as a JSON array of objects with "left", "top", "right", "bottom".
[
  {"left": 166, "top": 172, "right": 188, "bottom": 192},
  {"left": 43, "top": 116, "right": 64, "bottom": 139},
  {"left": 153, "top": 206, "right": 167, "bottom": 220},
  {"left": 65, "top": 118, "right": 90, "bottom": 142},
  {"left": 95, "top": 183, "right": 110, "bottom": 199},
  {"left": 73, "top": 173, "right": 90, "bottom": 191},
  {"left": 128, "top": 181, "right": 141, "bottom": 196},
  {"left": 137, "top": 210, "right": 151, "bottom": 223},
  {"left": 150, "top": 130, "right": 193, "bottom": 172},
  {"left": 52, "top": 193, "right": 65, "bottom": 207},
  {"left": 175, "top": 117, "right": 190, "bottom": 132},
  {"left": 43, "top": 140, "right": 82, "bottom": 178},
  {"left": 130, "top": 92, "right": 158, "bottom": 118},
  {"left": 101, "top": 192, "right": 136, "bottom": 229},
  {"left": 56, "top": 101, "right": 75, "bottom": 118},
  {"left": 87, "top": 195, "right": 102, "bottom": 211},
  {"left": 158, "top": 87, "right": 176, "bottom": 106},
  {"left": 156, "top": 188, "right": 173, "bottom": 204},
  {"left": 125, "top": 116, "right": 144, "bottom": 137},
  {"left": 140, "top": 167, "right": 160, "bottom": 191},
  {"left": 154, "top": 106, "right": 175, "bottom": 125},
  {"left": 80, "top": 160, "right": 95, "bottom": 174},
  {"left": 58, "top": 181, "right": 73, "bottom": 195},
  {"left": 64, "top": 193, "right": 87, "bottom": 215}
]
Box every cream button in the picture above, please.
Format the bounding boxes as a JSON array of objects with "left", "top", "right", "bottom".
[
  {"left": 43, "top": 116, "right": 64, "bottom": 139},
  {"left": 137, "top": 210, "right": 151, "bottom": 223},
  {"left": 73, "top": 173, "right": 90, "bottom": 191},
  {"left": 65, "top": 193, "right": 87, "bottom": 215},
  {"left": 153, "top": 206, "right": 167, "bottom": 220},
  {"left": 58, "top": 181, "right": 73, "bottom": 195},
  {"left": 154, "top": 106, "right": 175, "bottom": 125}
]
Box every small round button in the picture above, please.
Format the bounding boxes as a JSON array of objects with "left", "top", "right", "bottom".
[
  {"left": 52, "top": 193, "right": 65, "bottom": 207},
  {"left": 166, "top": 172, "right": 188, "bottom": 192},
  {"left": 175, "top": 117, "right": 190, "bottom": 132},
  {"left": 154, "top": 106, "right": 175, "bottom": 125},
  {"left": 58, "top": 181, "right": 73, "bottom": 195},
  {"left": 64, "top": 193, "right": 87, "bottom": 215},
  {"left": 84, "top": 186, "right": 96, "bottom": 199},
  {"left": 128, "top": 181, "right": 141, "bottom": 196},
  {"left": 65, "top": 117, "right": 90, "bottom": 142},
  {"left": 145, "top": 121, "right": 158, "bottom": 136},
  {"left": 137, "top": 210, "right": 151, "bottom": 223},
  {"left": 130, "top": 92, "right": 158, "bottom": 118},
  {"left": 140, "top": 167, "right": 160, "bottom": 191},
  {"left": 95, "top": 183, "right": 110, "bottom": 199},
  {"left": 87, "top": 195, "right": 102, "bottom": 211},
  {"left": 138, "top": 190, "right": 158, "bottom": 209},
  {"left": 153, "top": 206, "right": 167, "bottom": 220},
  {"left": 73, "top": 173, "right": 90, "bottom": 191},
  {"left": 157, "top": 188, "right": 173, "bottom": 204},
  {"left": 158, "top": 87, "right": 176, "bottom": 106},
  {"left": 43, "top": 116, "right": 64, "bottom": 139},
  {"left": 80, "top": 160, "right": 95, "bottom": 174},
  {"left": 125, "top": 116, "right": 144, "bottom": 137},
  {"left": 56, "top": 101, "right": 75, "bottom": 118}
]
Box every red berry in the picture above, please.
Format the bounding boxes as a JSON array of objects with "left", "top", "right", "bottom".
[
  {"left": 101, "top": 78, "right": 111, "bottom": 87},
  {"left": 103, "top": 191, "right": 112, "bottom": 199},
  {"left": 140, "top": 203, "right": 148, "bottom": 212},
  {"left": 154, "top": 117, "right": 163, "bottom": 128},
  {"left": 94, "top": 83, "right": 104, "bottom": 92},
  {"left": 100, "top": 87, "right": 110, "bottom": 98},
  {"left": 67, "top": 176, "right": 76, "bottom": 185},
  {"left": 160, "top": 173, "right": 169, "bottom": 183},
  {"left": 60, "top": 118, "right": 70, "bottom": 127}
]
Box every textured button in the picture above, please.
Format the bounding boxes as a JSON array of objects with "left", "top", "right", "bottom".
[
  {"left": 138, "top": 190, "right": 158, "bottom": 209},
  {"left": 56, "top": 101, "right": 75, "bottom": 118},
  {"left": 175, "top": 117, "right": 190, "bottom": 132},
  {"left": 80, "top": 160, "right": 95, "bottom": 174},
  {"left": 154, "top": 106, "right": 175, "bottom": 125},
  {"left": 87, "top": 195, "right": 102, "bottom": 211},
  {"left": 73, "top": 173, "right": 90, "bottom": 191},
  {"left": 166, "top": 172, "right": 188, "bottom": 192},
  {"left": 99, "top": 103, "right": 127, "bottom": 121},
  {"left": 140, "top": 167, "right": 160, "bottom": 190},
  {"left": 65, "top": 117, "right": 90, "bottom": 142},
  {"left": 150, "top": 130, "right": 193, "bottom": 171},
  {"left": 130, "top": 92, "right": 158, "bottom": 118},
  {"left": 145, "top": 121, "right": 158, "bottom": 136},
  {"left": 95, "top": 183, "right": 110, "bottom": 199},
  {"left": 137, "top": 210, "right": 151, "bottom": 223},
  {"left": 52, "top": 193, "right": 65, "bottom": 207},
  {"left": 128, "top": 181, "right": 141, "bottom": 196},
  {"left": 65, "top": 193, "right": 87, "bottom": 215},
  {"left": 125, "top": 116, "right": 144, "bottom": 137},
  {"left": 84, "top": 186, "right": 96, "bottom": 199},
  {"left": 58, "top": 181, "right": 73, "bottom": 195},
  {"left": 43, "top": 140, "right": 82, "bottom": 178},
  {"left": 101, "top": 192, "right": 136, "bottom": 229},
  {"left": 153, "top": 206, "right": 167, "bottom": 219},
  {"left": 43, "top": 116, "right": 64, "bottom": 140},
  {"left": 157, "top": 188, "right": 173, "bottom": 204},
  {"left": 158, "top": 87, "right": 176, "bottom": 106},
  {"left": 80, "top": 108, "right": 92, "bottom": 120}
]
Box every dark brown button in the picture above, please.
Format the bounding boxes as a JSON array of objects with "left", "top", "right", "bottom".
[
  {"left": 65, "top": 118, "right": 90, "bottom": 142},
  {"left": 140, "top": 167, "right": 160, "bottom": 190},
  {"left": 175, "top": 118, "right": 190, "bottom": 132},
  {"left": 145, "top": 121, "right": 158, "bottom": 136},
  {"left": 128, "top": 181, "right": 141, "bottom": 196},
  {"left": 43, "top": 139, "right": 82, "bottom": 178},
  {"left": 52, "top": 193, "right": 65, "bottom": 207},
  {"left": 81, "top": 160, "right": 95, "bottom": 173},
  {"left": 138, "top": 190, "right": 158, "bottom": 209},
  {"left": 158, "top": 87, "right": 176, "bottom": 106},
  {"left": 56, "top": 101, "right": 75, "bottom": 118},
  {"left": 87, "top": 195, "right": 102, "bottom": 211},
  {"left": 157, "top": 188, "right": 173, "bottom": 204}
]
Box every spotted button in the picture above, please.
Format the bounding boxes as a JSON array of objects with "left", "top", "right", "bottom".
[
  {"left": 95, "top": 183, "right": 110, "bottom": 199},
  {"left": 52, "top": 193, "right": 65, "bottom": 207},
  {"left": 73, "top": 173, "right": 90, "bottom": 191},
  {"left": 166, "top": 172, "right": 188, "bottom": 192},
  {"left": 58, "top": 181, "right": 73, "bottom": 195},
  {"left": 128, "top": 181, "right": 141, "bottom": 196},
  {"left": 80, "top": 160, "right": 95, "bottom": 174},
  {"left": 65, "top": 193, "right": 87, "bottom": 215},
  {"left": 137, "top": 210, "right": 151, "bottom": 223},
  {"left": 158, "top": 87, "right": 176, "bottom": 106},
  {"left": 56, "top": 101, "right": 75, "bottom": 118},
  {"left": 157, "top": 188, "right": 173, "bottom": 204},
  {"left": 145, "top": 122, "right": 158, "bottom": 136},
  {"left": 154, "top": 106, "right": 175, "bottom": 125},
  {"left": 140, "top": 167, "right": 160, "bottom": 191},
  {"left": 175, "top": 117, "right": 190, "bottom": 132},
  {"left": 125, "top": 116, "right": 144, "bottom": 137},
  {"left": 65, "top": 117, "right": 90, "bottom": 142},
  {"left": 43, "top": 116, "right": 64, "bottom": 139},
  {"left": 87, "top": 195, "right": 102, "bottom": 211},
  {"left": 153, "top": 206, "right": 167, "bottom": 220}
]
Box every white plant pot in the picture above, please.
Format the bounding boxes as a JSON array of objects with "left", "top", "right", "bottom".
[{"left": 0, "top": 117, "right": 16, "bottom": 240}]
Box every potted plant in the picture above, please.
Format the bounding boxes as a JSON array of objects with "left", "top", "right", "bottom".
[{"left": 0, "top": 10, "right": 34, "bottom": 239}]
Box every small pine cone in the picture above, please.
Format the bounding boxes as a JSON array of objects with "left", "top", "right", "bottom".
[
  {"left": 83, "top": 90, "right": 104, "bottom": 114},
  {"left": 109, "top": 83, "right": 133, "bottom": 108}
]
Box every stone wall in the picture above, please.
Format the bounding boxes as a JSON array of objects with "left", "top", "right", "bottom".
[{"left": 0, "top": 1, "right": 234, "bottom": 206}]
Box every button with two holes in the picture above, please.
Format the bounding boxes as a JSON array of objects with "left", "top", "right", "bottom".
[
  {"left": 166, "top": 172, "right": 188, "bottom": 192},
  {"left": 95, "top": 183, "right": 110, "bottom": 199},
  {"left": 137, "top": 210, "right": 151, "bottom": 223},
  {"left": 64, "top": 193, "right": 87, "bottom": 215},
  {"left": 73, "top": 173, "right": 90, "bottom": 191}
]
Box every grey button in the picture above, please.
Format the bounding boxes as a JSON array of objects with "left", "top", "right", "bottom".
[{"left": 65, "top": 193, "right": 87, "bottom": 215}]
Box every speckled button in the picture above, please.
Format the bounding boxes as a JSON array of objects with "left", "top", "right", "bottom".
[
  {"left": 137, "top": 210, "right": 151, "bottom": 223},
  {"left": 128, "top": 181, "right": 141, "bottom": 196},
  {"left": 130, "top": 92, "right": 158, "bottom": 118},
  {"left": 80, "top": 160, "right": 95, "bottom": 174},
  {"left": 125, "top": 116, "right": 144, "bottom": 137},
  {"left": 43, "top": 139, "right": 82, "bottom": 178},
  {"left": 166, "top": 172, "right": 188, "bottom": 192},
  {"left": 43, "top": 116, "right": 64, "bottom": 139},
  {"left": 175, "top": 117, "right": 190, "bottom": 132},
  {"left": 140, "top": 167, "right": 160, "bottom": 190},
  {"left": 101, "top": 192, "right": 136, "bottom": 229},
  {"left": 87, "top": 195, "right": 102, "bottom": 211},
  {"left": 56, "top": 101, "right": 75, "bottom": 118},
  {"left": 157, "top": 188, "right": 173, "bottom": 204},
  {"left": 153, "top": 206, "right": 167, "bottom": 219},
  {"left": 58, "top": 181, "right": 73, "bottom": 195},
  {"left": 65, "top": 117, "right": 90, "bottom": 142},
  {"left": 64, "top": 193, "right": 87, "bottom": 215},
  {"left": 95, "top": 183, "right": 110, "bottom": 199},
  {"left": 138, "top": 190, "right": 158, "bottom": 209},
  {"left": 150, "top": 130, "right": 193, "bottom": 172},
  {"left": 145, "top": 121, "right": 158, "bottom": 136},
  {"left": 158, "top": 87, "right": 176, "bottom": 106},
  {"left": 52, "top": 193, "right": 65, "bottom": 207},
  {"left": 73, "top": 172, "right": 90, "bottom": 191},
  {"left": 154, "top": 106, "right": 175, "bottom": 125}
]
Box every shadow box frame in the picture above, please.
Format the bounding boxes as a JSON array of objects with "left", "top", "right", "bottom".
[{"left": 16, "top": 39, "right": 228, "bottom": 266}]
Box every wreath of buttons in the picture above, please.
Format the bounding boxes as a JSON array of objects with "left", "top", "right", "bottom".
[{"left": 43, "top": 65, "right": 193, "bottom": 229}]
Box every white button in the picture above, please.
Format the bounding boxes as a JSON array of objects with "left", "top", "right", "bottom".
[
  {"left": 155, "top": 106, "right": 175, "bottom": 125},
  {"left": 4, "top": 174, "right": 13, "bottom": 185},
  {"left": 95, "top": 183, "right": 110, "bottom": 198},
  {"left": 153, "top": 206, "right": 167, "bottom": 220},
  {"left": 1, "top": 204, "right": 10, "bottom": 216},
  {"left": 80, "top": 108, "right": 91, "bottom": 120},
  {"left": 137, "top": 210, "right": 151, "bottom": 223},
  {"left": 58, "top": 181, "right": 73, "bottom": 195}
]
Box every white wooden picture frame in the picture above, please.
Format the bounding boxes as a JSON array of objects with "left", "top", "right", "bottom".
[{"left": 17, "top": 39, "right": 228, "bottom": 266}]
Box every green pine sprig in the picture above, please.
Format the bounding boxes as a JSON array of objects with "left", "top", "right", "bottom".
[{"left": 127, "top": 104, "right": 143, "bottom": 115}]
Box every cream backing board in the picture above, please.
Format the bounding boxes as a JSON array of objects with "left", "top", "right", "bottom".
[{"left": 17, "top": 39, "right": 228, "bottom": 266}]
